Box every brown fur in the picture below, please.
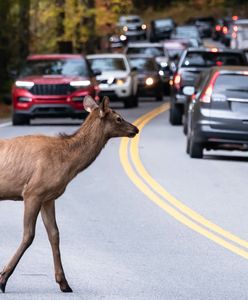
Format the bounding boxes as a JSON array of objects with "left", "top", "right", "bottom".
[{"left": 0, "top": 96, "right": 138, "bottom": 293}]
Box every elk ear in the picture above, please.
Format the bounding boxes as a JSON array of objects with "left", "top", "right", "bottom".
[
  {"left": 83, "top": 96, "right": 98, "bottom": 113},
  {"left": 99, "top": 96, "right": 110, "bottom": 118}
]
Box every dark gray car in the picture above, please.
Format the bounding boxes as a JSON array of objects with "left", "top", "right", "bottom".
[{"left": 186, "top": 66, "right": 248, "bottom": 158}]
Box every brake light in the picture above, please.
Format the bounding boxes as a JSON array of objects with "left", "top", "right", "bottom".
[
  {"left": 233, "top": 25, "right": 238, "bottom": 32},
  {"left": 173, "top": 73, "right": 181, "bottom": 90},
  {"left": 215, "top": 25, "right": 221, "bottom": 31},
  {"left": 232, "top": 15, "right": 239, "bottom": 21},
  {"left": 200, "top": 71, "right": 219, "bottom": 103},
  {"left": 222, "top": 26, "right": 228, "bottom": 34}
]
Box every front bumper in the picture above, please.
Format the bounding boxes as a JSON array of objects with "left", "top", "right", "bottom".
[
  {"left": 137, "top": 83, "right": 162, "bottom": 97},
  {"left": 15, "top": 104, "right": 88, "bottom": 119},
  {"left": 98, "top": 80, "right": 133, "bottom": 99}
]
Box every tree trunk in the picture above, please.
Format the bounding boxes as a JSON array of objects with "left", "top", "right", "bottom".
[{"left": 19, "top": 0, "right": 30, "bottom": 60}]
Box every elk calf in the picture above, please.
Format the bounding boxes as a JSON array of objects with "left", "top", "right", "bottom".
[{"left": 0, "top": 96, "right": 139, "bottom": 293}]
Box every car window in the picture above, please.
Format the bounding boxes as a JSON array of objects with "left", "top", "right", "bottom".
[
  {"left": 175, "top": 27, "right": 199, "bottom": 38},
  {"left": 20, "top": 59, "right": 89, "bottom": 76},
  {"left": 154, "top": 19, "right": 173, "bottom": 27},
  {"left": 127, "top": 47, "right": 164, "bottom": 56},
  {"left": 126, "top": 18, "right": 141, "bottom": 23},
  {"left": 88, "top": 58, "right": 127, "bottom": 71},
  {"left": 214, "top": 74, "right": 248, "bottom": 94},
  {"left": 129, "top": 58, "right": 157, "bottom": 71},
  {"left": 182, "top": 52, "right": 245, "bottom": 67}
]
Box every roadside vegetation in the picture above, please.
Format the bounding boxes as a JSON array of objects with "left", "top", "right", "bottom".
[{"left": 0, "top": 0, "right": 247, "bottom": 106}]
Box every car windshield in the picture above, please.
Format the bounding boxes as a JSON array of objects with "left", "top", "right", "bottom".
[
  {"left": 88, "top": 58, "right": 127, "bottom": 71},
  {"left": 129, "top": 58, "right": 157, "bottom": 71},
  {"left": 126, "top": 18, "right": 141, "bottom": 24},
  {"left": 175, "top": 27, "right": 199, "bottom": 38},
  {"left": 20, "top": 59, "right": 89, "bottom": 76},
  {"left": 154, "top": 19, "right": 173, "bottom": 27},
  {"left": 127, "top": 46, "right": 165, "bottom": 56},
  {"left": 214, "top": 74, "right": 248, "bottom": 93},
  {"left": 182, "top": 52, "right": 245, "bottom": 67}
]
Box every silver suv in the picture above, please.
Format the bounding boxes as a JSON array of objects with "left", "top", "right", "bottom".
[{"left": 118, "top": 15, "right": 147, "bottom": 40}]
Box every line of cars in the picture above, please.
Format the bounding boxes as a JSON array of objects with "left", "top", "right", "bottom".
[{"left": 170, "top": 46, "right": 248, "bottom": 159}]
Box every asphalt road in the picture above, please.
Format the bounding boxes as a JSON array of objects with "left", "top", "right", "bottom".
[{"left": 1, "top": 99, "right": 248, "bottom": 300}]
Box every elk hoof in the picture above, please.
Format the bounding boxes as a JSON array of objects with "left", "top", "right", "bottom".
[
  {"left": 60, "top": 284, "right": 73, "bottom": 293},
  {"left": 0, "top": 282, "right": 6, "bottom": 293}
]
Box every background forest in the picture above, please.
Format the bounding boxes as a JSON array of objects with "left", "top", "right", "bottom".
[{"left": 0, "top": 0, "right": 247, "bottom": 96}]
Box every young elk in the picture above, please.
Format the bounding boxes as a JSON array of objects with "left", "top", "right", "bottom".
[{"left": 0, "top": 96, "right": 139, "bottom": 293}]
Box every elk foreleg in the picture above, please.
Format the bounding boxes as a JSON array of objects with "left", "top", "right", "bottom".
[
  {"left": 41, "top": 200, "right": 72, "bottom": 293},
  {"left": 0, "top": 197, "right": 41, "bottom": 293}
]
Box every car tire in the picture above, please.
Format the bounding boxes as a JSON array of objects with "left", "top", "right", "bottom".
[
  {"left": 156, "top": 92, "right": 163, "bottom": 101},
  {"left": 124, "top": 95, "right": 138, "bottom": 108},
  {"left": 12, "top": 114, "right": 30, "bottom": 126},
  {"left": 189, "top": 138, "right": 203, "bottom": 159},
  {"left": 186, "top": 136, "right": 190, "bottom": 154},
  {"left": 169, "top": 103, "right": 182, "bottom": 125}
]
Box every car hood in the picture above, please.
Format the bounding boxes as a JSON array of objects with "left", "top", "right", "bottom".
[
  {"left": 96, "top": 71, "right": 129, "bottom": 80},
  {"left": 16, "top": 75, "right": 89, "bottom": 84},
  {"left": 156, "top": 57, "right": 169, "bottom": 64},
  {"left": 137, "top": 72, "right": 158, "bottom": 78}
]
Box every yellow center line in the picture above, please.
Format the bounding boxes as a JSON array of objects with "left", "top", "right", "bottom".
[{"left": 119, "top": 103, "right": 248, "bottom": 260}]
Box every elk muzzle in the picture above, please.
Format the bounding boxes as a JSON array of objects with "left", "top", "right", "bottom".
[{"left": 126, "top": 123, "right": 139, "bottom": 138}]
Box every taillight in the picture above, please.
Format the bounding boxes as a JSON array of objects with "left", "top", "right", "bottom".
[
  {"left": 215, "top": 25, "right": 221, "bottom": 31},
  {"left": 222, "top": 26, "right": 228, "bottom": 34},
  {"left": 200, "top": 72, "right": 219, "bottom": 103},
  {"left": 173, "top": 73, "right": 181, "bottom": 90}
]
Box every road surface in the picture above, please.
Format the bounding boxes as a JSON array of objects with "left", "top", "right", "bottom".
[{"left": 1, "top": 99, "right": 248, "bottom": 299}]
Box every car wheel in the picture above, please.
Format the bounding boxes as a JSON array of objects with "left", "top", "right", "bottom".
[
  {"left": 124, "top": 95, "right": 137, "bottom": 108},
  {"left": 12, "top": 114, "right": 30, "bottom": 126},
  {"left": 169, "top": 103, "right": 182, "bottom": 125},
  {"left": 186, "top": 135, "right": 190, "bottom": 154},
  {"left": 189, "top": 138, "right": 203, "bottom": 159},
  {"left": 156, "top": 92, "right": 163, "bottom": 101}
]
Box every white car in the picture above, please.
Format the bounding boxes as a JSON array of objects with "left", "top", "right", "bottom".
[{"left": 87, "top": 53, "right": 138, "bottom": 108}]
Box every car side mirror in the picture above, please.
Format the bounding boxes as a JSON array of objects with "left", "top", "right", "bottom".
[
  {"left": 183, "top": 86, "right": 195, "bottom": 96},
  {"left": 93, "top": 69, "right": 101, "bottom": 76}
]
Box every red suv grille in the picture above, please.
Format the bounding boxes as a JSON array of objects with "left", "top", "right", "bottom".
[{"left": 30, "top": 84, "right": 74, "bottom": 95}]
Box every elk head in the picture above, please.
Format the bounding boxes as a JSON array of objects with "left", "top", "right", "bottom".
[{"left": 83, "top": 96, "right": 139, "bottom": 138}]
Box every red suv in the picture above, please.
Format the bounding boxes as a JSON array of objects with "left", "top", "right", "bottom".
[{"left": 12, "top": 54, "right": 99, "bottom": 125}]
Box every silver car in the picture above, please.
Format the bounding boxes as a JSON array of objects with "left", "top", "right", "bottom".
[{"left": 186, "top": 66, "right": 248, "bottom": 158}]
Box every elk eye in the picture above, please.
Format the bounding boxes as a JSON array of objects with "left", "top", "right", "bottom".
[{"left": 116, "top": 117, "right": 122, "bottom": 123}]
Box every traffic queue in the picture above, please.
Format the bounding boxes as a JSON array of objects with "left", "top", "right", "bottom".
[{"left": 11, "top": 14, "right": 248, "bottom": 158}]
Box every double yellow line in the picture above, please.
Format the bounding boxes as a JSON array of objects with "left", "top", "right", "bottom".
[{"left": 119, "top": 103, "right": 248, "bottom": 259}]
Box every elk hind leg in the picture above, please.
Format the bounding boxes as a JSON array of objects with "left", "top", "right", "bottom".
[{"left": 41, "top": 200, "right": 72, "bottom": 293}]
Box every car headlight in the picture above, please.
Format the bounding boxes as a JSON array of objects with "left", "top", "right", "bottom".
[
  {"left": 141, "top": 24, "right": 147, "bottom": 30},
  {"left": 116, "top": 77, "right": 128, "bottom": 85},
  {"left": 145, "top": 77, "right": 154, "bottom": 86},
  {"left": 70, "top": 80, "right": 91, "bottom": 88},
  {"left": 120, "top": 34, "right": 127, "bottom": 41},
  {"left": 15, "top": 81, "right": 34, "bottom": 90}
]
